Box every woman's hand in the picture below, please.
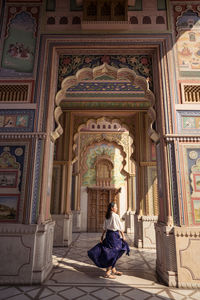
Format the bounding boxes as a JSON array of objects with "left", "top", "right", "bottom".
[{"left": 100, "top": 235, "right": 104, "bottom": 243}]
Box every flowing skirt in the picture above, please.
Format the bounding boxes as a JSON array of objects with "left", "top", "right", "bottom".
[{"left": 88, "top": 230, "right": 130, "bottom": 268}]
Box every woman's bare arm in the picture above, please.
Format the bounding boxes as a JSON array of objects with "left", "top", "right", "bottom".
[{"left": 101, "top": 230, "right": 106, "bottom": 242}]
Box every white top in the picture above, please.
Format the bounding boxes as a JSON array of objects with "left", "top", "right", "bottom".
[{"left": 103, "top": 212, "right": 123, "bottom": 231}]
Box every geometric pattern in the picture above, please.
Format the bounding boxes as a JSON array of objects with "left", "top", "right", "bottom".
[{"left": 0, "top": 233, "right": 200, "bottom": 299}]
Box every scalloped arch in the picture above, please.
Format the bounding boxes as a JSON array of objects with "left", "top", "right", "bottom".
[
  {"left": 72, "top": 116, "right": 134, "bottom": 172},
  {"left": 53, "top": 63, "right": 159, "bottom": 142}
]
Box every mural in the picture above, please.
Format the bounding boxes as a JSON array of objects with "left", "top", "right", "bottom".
[
  {"left": 177, "top": 111, "right": 200, "bottom": 133},
  {"left": 181, "top": 146, "right": 200, "bottom": 225},
  {"left": 0, "top": 144, "right": 27, "bottom": 222},
  {"left": 0, "top": 194, "right": 19, "bottom": 221},
  {"left": 58, "top": 55, "right": 153, "bottom": 90},
  {"left": 1, "top": 7, "right": 39, "bottom": 75},
  {"left": 82, "top": 144, "right": 125, "bottom": 187},
  {"left": 0, "top": 110, "right": 34, "bottom": 132},
  {"left": 175, "top": 7, "right": 200, "bottom": 77}
]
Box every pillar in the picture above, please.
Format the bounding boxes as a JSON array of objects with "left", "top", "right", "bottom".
[
  {"left": 51, "top": 112, "right": 73, "bottom": 246},
  {"left": 134, "top": 113, "right": 158, "bottom": 249}
]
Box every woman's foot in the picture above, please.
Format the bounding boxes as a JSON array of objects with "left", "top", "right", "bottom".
[
  {"left": 112, "top": 268, "right": 123, "bottom": 276},
  {"left": 104, "top": 271, "right": 116, "bottom": 279}
]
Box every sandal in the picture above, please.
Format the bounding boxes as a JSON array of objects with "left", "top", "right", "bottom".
[
  {"left": 112, "top": 271, "right": 123, "bottom": 276},
  {"left": 104, "top": 272, "right": 116, "bottom": 279}
]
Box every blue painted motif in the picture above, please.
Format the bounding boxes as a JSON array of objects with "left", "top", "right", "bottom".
[{"left": 31, "top": 139, "right": 43, "bottom": 223}]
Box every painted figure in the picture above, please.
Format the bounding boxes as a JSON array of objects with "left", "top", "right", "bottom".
[{"left": 88, "top": 202, "right": 130, "bottom": 279}]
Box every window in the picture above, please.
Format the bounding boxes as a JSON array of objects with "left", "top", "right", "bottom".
[
  {"left": 130, "top": 16, "right": 138, "bottom": 24},
  {"left": 143, "top": 16, "right": 151, "bottom": 24}
]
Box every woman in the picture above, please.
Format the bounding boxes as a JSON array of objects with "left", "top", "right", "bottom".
[{"left": 88, "top": 202, "right": 130, "bottom": 279}]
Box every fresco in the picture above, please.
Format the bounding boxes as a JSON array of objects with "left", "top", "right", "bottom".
[
  {"left": 58, "top": 55, "right": 153, "bottom": 90},
  {"left": 176, "top": 8, "right": 200, "bottom": 77},
  {"left": 0, "top": 194, "right": 19, "bottom": 221},
  {"left": 177, "top": 111, "right": 200, "bottom": 133},
  {"left": 181, "top": 147, "right": 200, "bottom": 225},
  {"left": 82, "top": 144, "right": 125, "bottom": 187},
  {"left": 0, "top": 110, "right": 34, "bottom": 132},
  {"left": 0, "top": 145, "right": 26, "bottom": 222},
  {"left": 1, "top": 10, "right": 37, "bottom": 74}
]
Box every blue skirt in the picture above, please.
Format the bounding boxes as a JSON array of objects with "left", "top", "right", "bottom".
[{"left": 88, "top": 230, "right": 130, "bottom": 268}]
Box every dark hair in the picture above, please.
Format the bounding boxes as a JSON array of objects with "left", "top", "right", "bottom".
[{"left": 105, "top": 202, "right": 116, "bottom": 219}]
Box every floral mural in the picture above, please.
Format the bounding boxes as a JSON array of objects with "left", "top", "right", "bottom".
[
  {"left": 58, "top": 55, "right": 153, "bottom": 90},
  {"left": 82, "top": 144, "right": 125, "bottom": 187}
]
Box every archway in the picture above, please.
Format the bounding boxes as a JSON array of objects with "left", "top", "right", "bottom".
[{"left": 50, "top": 63, "right": 159, "bottom": 250}]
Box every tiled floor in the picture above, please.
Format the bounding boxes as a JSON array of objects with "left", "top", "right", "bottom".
[{"left": 0, "top": 233, "right": 200, "bottom": 300}]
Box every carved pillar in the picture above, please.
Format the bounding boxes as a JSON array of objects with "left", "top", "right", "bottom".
[
  {"left": 134, "top": 113, "right": 158, "bottom": 249},
  {"left": 51, "top": 112, "right": 73, "bottom": 246}
]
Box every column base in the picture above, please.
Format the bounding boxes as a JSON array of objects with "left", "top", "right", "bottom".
[
  {"left": 125, "top": 211, "right": 135, "bottom": 234},
  {"left": 0, "top": 221, "right": 55, "bottom": 284},
  {"left": 72, "top": 210, "right": 81, "bottom": 232},
  {"left": 52, "top": 214, "right": 73, "bottom": 247},
  {"left": 155, "top": 223, "right": 200, "bottom": 288},
  {"left": 134, "top": 214, "right": 158, "bottom": 249}
]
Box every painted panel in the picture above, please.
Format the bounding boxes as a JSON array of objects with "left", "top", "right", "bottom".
[
  {"left": 177, "top": 110, "right": 200, "bottom": 133},
  {"left": 0, "top": 194, "right": 19, "bottom": 221},
  {"left": 0, "top": 109, "right": 34, "bottom": 132},
  {"left": 180, "top": 145, "right": 200, "bottom": 225},
  {"left": 58, "top": 55, "right": 153, "bottom": 90},
  {"left": 0, "top": 143, "right": 29, "bottom": 223},
  {"left": 0, "top": 6, "right": 40, "bottom": 77},
  {"left": 173, "top": 4, "right": 200, "bottom": 78}
]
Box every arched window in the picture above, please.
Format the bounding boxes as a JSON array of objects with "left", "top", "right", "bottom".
[
  {"left": 60, "top": 17, "right": 68, "bottom": 24},
  {"left": 130, "top": 16, "right": 138, "bottom": 24},
  {"left": 95, "top": 156, "right": 113, "bottom": 187},
  {"left": 101, "top": 2, "right": 111, "bottom": 17},
  {"left": 47, "top": 17, "right": 55, "bottom": 24},
  {"left": 156, "top": 16, "right": 165, "bottom": 24},
  {"left": 72, "top": 16, "right": 81, "bottom": 24},
  {"left": 114, "top": 2, "right": 124, "bottom": 17},
  {"left": 143, "top": 16, "right": 151, "bottom": 24},
  {"left": 87, "top": 2, "right": 97, "bottom": 16}
]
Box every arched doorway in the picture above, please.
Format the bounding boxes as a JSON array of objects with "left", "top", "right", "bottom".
[{"left": 50, "top": 63, "right": 159, "bottom": 250}]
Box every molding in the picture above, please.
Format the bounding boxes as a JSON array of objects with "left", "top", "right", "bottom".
[
  {"left": 174, "top": 227, "right": 200, "bottom": 238},
  {"left": 140, "top": 161, "right": 157, "bottom": 166},
  {"left": 141, "top": 215, "right": 158, "bottom": 221},
  {"left": 164, "top": 134, "right": 200, "bottom": 142},
  {"left": 0, "top": 132, "right": 47, "bottom": 139},
  {"left": 0, "top": 224, "right": 37, "bottom": 234}
]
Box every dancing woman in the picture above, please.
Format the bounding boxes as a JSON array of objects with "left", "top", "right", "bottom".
[{"left": 88, "top": 202, "right": 130, "bottom": 279}]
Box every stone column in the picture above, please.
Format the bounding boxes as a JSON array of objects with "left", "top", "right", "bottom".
[
  {"left": 134, "top": 113, "right": 158, "bottom": 249},
  {"left": 52, "top": 112, "right": 73, "bottom": 247}
]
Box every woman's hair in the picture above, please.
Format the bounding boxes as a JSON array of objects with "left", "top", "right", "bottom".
[{"left": 105, "top": 202, "right": 116, "bottom": 219}]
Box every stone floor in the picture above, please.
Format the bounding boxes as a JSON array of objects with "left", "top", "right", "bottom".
[{"left": 0, "top": 233, "right": 200, "bottom": 300}]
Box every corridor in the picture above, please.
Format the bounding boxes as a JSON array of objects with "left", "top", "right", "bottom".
[{"left": 0, "top": 233, "right": 199, "bottom": 300}]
